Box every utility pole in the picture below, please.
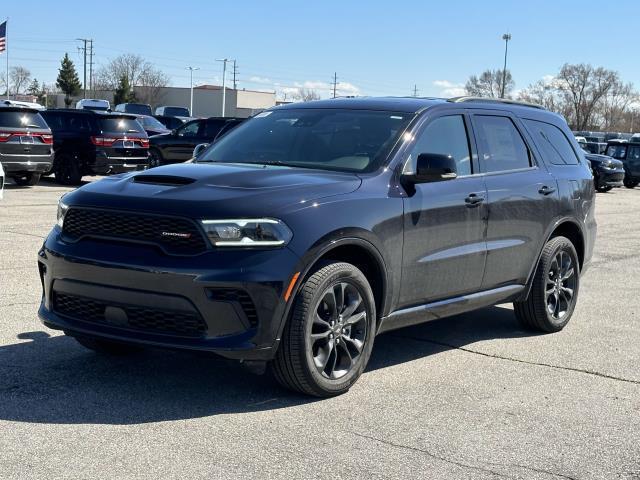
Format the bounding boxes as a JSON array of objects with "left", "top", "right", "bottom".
[
  {"left": 88, "top": 39, "right": 94, "bottom": 95},
  {"left": 216, "top": 58, "right": 230, "bottom": 117},
  {"left": 77, "top": 38, "right": 90, "bottom": 99},
  {"left": 186, "top": 66, "right": 200, "bottom": 116},
  {"left": 232, "top": 60, "right": 238, "bottom": 90},
  {"left": 412, "top": 84, "right": 419, "bottom": 97},
  {"left": 332, "top": 72, "right": 338, "bottom": 99},
  {"left": 500, "top": 33, "right": 512, "bottom": 99}
]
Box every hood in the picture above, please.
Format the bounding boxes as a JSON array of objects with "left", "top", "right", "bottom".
[
  {"left": 65, "top": 163, "right": 362, "bottom": 218},
  {"left": 586, "top": 154, "right": 624, "bottom": 168}
]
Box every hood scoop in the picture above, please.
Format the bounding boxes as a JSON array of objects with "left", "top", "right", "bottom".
[{"left": 133, "top": 175, "right": 197, "bottom": 186}]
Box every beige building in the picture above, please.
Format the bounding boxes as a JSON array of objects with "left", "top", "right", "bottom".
[{"left": 49, "top": 85, "right": 276, "bottom": 118}]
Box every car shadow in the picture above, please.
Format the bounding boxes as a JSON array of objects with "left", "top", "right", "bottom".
[
  {"left": 4, "top": 176, "right": 92, "bottom": 189},
  {"left": 0, "top": 306, "right": 534, "bottom": 425}
]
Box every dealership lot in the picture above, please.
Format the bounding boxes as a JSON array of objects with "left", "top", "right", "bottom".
[{"left": 1, "top": 179, "right": 639, "bottom": 479}]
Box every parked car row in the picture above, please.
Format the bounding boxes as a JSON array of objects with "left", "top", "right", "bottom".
[{"left": 0, "top": 101, "right": 246, "bottom": 188}]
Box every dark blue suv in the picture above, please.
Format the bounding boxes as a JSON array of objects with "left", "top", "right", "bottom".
[{"left": 38, "top": 97, "right": 596, "bottom": 397}]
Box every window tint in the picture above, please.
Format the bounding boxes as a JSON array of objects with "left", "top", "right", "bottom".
[
  {"left": 524, "top": 119, "right": 579, "bottom": 165},
  {"left": 68, "top": 114, "right": 92, "bottom": 132},
  {"left": 177, "top": 120, "right": 202, "bottom": 137},
  {"left": 164, "top": 107, "right": 190, "bottom": 117},
  {"left": 474, "top": 116, "right": 530, "bottom": 172},
  {"left": 605, "top": 144, "right": 627, "bottom": 159},
  {"left": 203, "top": 120, "right": 226, "bottom": 138},
  {"left": 409, "top": 115, "right": 472, "bottom": 176},
  {"left": 628, "top": 146, "right": 640, "bottom": 161},
  {"left": 99, "top": 117, "right": 145, "bottom": 133},
  {"left": 0, "top": 111, "right": 48, "bottom": 129},
  {"left": 41, "top": 112, "right": 63, "bottom": 130}
]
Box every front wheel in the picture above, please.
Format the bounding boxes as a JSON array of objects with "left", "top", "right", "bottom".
[
  {"left": 624, "top": 176, "right": 638, "bottom": 189},
  {"left": 514, "top": 236, "right": 580, "bottom": 333},
  {"left": 55, "top": 153, "right": 83, "bottom": 185},
  {"left": 12, "top": 172, "right": 41, "bottom": 186},
  {"left": 271, "top": 262, "right": 376, "bottom": 397},
  {"left": 597, "top": 185, "right": 612, "bottom": 193},
  {"left": 148, "top": 148, "right": 163, "bottom": 168}
]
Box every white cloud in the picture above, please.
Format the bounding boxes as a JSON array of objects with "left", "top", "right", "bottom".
[
  {"left": 275, "top": 79, "right": 362, "bottom": 100},
  {"left": 248, "top": 76, "right": 272, "bottom": 84},
  {"left": 433, "top": 79, "right": 466, "bottom": 97}
]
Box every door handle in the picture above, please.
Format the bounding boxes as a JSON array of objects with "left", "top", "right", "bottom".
[
  {"left": 538, "top": 185, "right": 556, "bottom": 195},
  {"left": 465, "top": 193, "right": 485, "bottom": 207}
]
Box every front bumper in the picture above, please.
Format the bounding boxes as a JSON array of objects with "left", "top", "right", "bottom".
[
  {"left": 596, "top": 168, "right": 625, "bottom": 187},
  {"left": 38, "top": 229, "right": 301, "bottom": 360}
]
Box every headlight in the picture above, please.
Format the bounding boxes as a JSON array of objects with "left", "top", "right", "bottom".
[
  {"left": 601, "top": 160, "right": 613, "bottom": 168},
  {"left": 57, "top": 199, "right": 69, "bottom": 228},
  {"left": 200, "top": 218, "right": 292, "bottom": 247}
]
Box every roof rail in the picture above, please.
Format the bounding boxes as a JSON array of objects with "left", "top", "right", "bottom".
[{"left": 448, "top": 96, "right": 546, "bottom": 110}]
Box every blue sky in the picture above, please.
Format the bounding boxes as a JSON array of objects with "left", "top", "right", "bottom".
[{"left": 3, "top": 0, "right": 639, "bottom": 99}]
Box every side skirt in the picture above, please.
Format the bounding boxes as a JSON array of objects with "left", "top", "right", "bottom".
[{"left": 377, "top": 284, "right": 524, "bottom": 334}]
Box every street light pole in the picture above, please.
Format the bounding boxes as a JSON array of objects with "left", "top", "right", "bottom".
[
  {"left": 186, "top": 66, "right": 199, "bottom": 116},
  {"left": 216, "top": 58, "right": 229, "bottom": 117},
  {"left": 500, "top": 33, "right": 512, "bottom": 99}
]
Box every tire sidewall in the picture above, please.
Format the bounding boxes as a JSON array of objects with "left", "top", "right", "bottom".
[
  {"left": 538, "top": 238, "right": 580, "bottom": 330},
  {"left": 300, "top": 264, "right": 376, "bottom": 395}
]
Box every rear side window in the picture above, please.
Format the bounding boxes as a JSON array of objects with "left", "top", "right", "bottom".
[
  {"left": 164, "top": 107, "right": 189, "bottom": 117},
  {"left": 409, "top": 115, "right": 472, "bottom": 176},
  {"left": 628, "top": 146, "right": 640, "bottom": 161},
  {"left": 203, "top": 120, "right": 226, "bottom": 138},
  {"left": 42, "top": 112, "right": 63, "bottom": 130},
  {"left": 99, "top": 117, "right": 145, "bottom": 133},
  {"left": 68, "top": 114, "right": 92, "bottom": 132},
  {"left": 474, "top": 115, "right": 531, "bottom": 173},
  {"left": 606, "top": 144, "right": 627, "bottom": 159},
  {"left": 524, "top": 119, "right": 579, "bottom": 165},
  {"left": 0, "top": 110, "right": 48, "bottom": 129}
]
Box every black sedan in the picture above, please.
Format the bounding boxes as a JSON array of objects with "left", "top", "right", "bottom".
[
  {"left": 135, "top": 115, "right": 171, "bottom": 137},
  {"left": 148, "top": 117, "right": 244, "bottom": 167},
  {"left": 585, "top": 153, "right": 625, "bottom": 192}
]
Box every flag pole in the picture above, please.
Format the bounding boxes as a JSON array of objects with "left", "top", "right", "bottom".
[{"left": 5, "top": 18, "right": 8, "bottom": 100}]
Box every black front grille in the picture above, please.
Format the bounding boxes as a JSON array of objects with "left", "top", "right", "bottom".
[
  {"left": 208, "top": 288, "right": 258, "bottom": 327},
  {"left": 53, "top": 292, "right": 207, "bottom": 337},
  {"left": 62, "top": 208, "right": 208, "bottom": 255}
]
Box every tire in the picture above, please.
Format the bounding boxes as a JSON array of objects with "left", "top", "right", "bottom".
[
  {"left": 12, "top": 172, "right": 41, "bottom": 186},
  {"left": 597, "top": 185, "right": 612, "bottom": 193},
  {"left": 148, "top": 148, "right": 163, "bottom": 168},
  {"left": 514, "top": 236, "right": 580, "bottom": 333},
  {"left": 623, "top": 176, "right": 638, "bottom": 189},
  {"left": 71, "top": 334, "right": 142, "bottom": 355},
  {"left": 271, "top": 262, "right": 376, "bottom": 397},
  {"left": 54, "top": 153, "right": 83, "bottom": 186}
]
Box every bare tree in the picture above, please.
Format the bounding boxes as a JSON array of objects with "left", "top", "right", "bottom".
[
  {"left": 95, "top": 53, "right": 170, "bottom": 105},
  {"left": 518, "top": 78, "right": 566, "bottom": 113},
  {"left": 598, "top": 81, "right": 637, "bottom": 131},
  {"left": 555, "top": 63, "right": 618, "bottom": 131},
  {"left": 291, "top": 87, "right": 320, "bottom": 102},
  {"left": 9, "top": 66, "right": 31, "bottom": 95},
  {"left": 465, "top": 69, "right": 514, "bottom": 98}
]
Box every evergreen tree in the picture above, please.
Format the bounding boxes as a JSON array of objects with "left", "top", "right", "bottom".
[
  {"left": 56, "top": 53, "right": 82, "bottom": 106},
  {"left": 113, "top": 74, "right": 135, "bottom": 105},
  {"left": 27, "top": 78, "right": 40, "bottom": 96}
]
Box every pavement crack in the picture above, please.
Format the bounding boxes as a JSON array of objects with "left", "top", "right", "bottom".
[
  {"left": 393, "top": 335, "right": 640, "bottom": 386},
  {"left": 347, "top": 431, "right": 515, "bottom": 478},
  {"left": 0, "top": 230, "right": 46, "bottom": 239}
]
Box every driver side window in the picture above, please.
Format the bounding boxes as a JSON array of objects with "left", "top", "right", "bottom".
[
  {"left": 408, "top": 115, "right": 472, "bottom": 176},
  {"left": 178, "top": 120, "right": 202, "bottom": 137}
]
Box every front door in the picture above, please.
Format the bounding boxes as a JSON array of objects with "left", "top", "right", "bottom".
[{"left": 399, "top": 113, "right": 488, "bottom": 308}]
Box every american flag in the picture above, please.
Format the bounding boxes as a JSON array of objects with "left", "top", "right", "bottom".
[{"left": 0, "top": 21, "right": 6, "bottom": 54}]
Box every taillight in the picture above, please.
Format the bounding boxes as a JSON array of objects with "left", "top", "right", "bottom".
[
  {"left": 41, "top": 134, "right": 53, "bottom": 144},
  {"left": 0, "top": 132, "right": 12, "bottom": 142},
  {"left": 91, "top": 136, "right": 117, "bottom": 146},
  {"left": 140, "top": 138, "right": 149, "bottom": 148}
]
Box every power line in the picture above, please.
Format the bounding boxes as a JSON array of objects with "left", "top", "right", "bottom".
[
  {"left": 76, "top": 38, "right": 91, "bottom": 99},
  {"left": 412, "top": 84, "right": 419, "bottom": 97},
  {"left": 232, "top": 60, "right": 238, "bottom": 90},
  {"left": 332, "top": 72, "right": 338, "bottom": 98}
]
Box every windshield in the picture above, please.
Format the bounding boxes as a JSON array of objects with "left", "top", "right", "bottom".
[
  {"left": 99, "top": 117, "right": 145, "bottom": 134},
  {"left": 164, "top": 107, "right": 190, "bottom": 117},
  {"left": 124, "top": 104, "right": 152, "bottom": 115},
  {"left": 606, "top": 144, "right": 627, "bottom": 159},
  {"left": 196, "top": 108, "right": 413, "bottom": 173},
  {"left": 139, "top": 116, "right": 167, "bottom": 130}
]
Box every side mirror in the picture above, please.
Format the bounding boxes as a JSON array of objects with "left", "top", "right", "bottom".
[
  {"left": 405, "top": 153, "right": 458, "bottom": 184},
  {"left": 193, "top": 143, "right": 210, "bottom": 159}
]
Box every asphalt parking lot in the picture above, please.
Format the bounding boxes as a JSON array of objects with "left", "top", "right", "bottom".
[{"left": 1, "top": 177, "right": 639, "bottom": 480}]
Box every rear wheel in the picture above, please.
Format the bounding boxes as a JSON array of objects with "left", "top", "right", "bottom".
[
  {"left": 71, "top": 334, "right": 142, "bottom": 355},
  {"left": 54, "top": 153, "right": 83, "bottom": 185},
  {"left": 624, "top": 176, "right": 638, "bottom": 189},
  {"left": 514, "top": 236, "right": 580, "bottom": 333},
  {"left": 12, "top": 173, "right": 41, "bottom": 186},
  {"left": 271, "top": 262, "right": 376, "bottom": 397},
  {"left": 148, "top": 148, "right": 163, "bottom": 168}
]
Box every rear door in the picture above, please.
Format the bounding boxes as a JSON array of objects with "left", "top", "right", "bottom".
[
  {"left": 399, "top": 111, "right": 488, "bottom": 306},
  {"left": 625, "top": 145, "right": 640, "bottom": 178},
  {"left": 162, "top": 119, "right": 205, "bottom": 161},
  {"left": 470, "top": 112, "right": 560, "bottom": 289}
]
